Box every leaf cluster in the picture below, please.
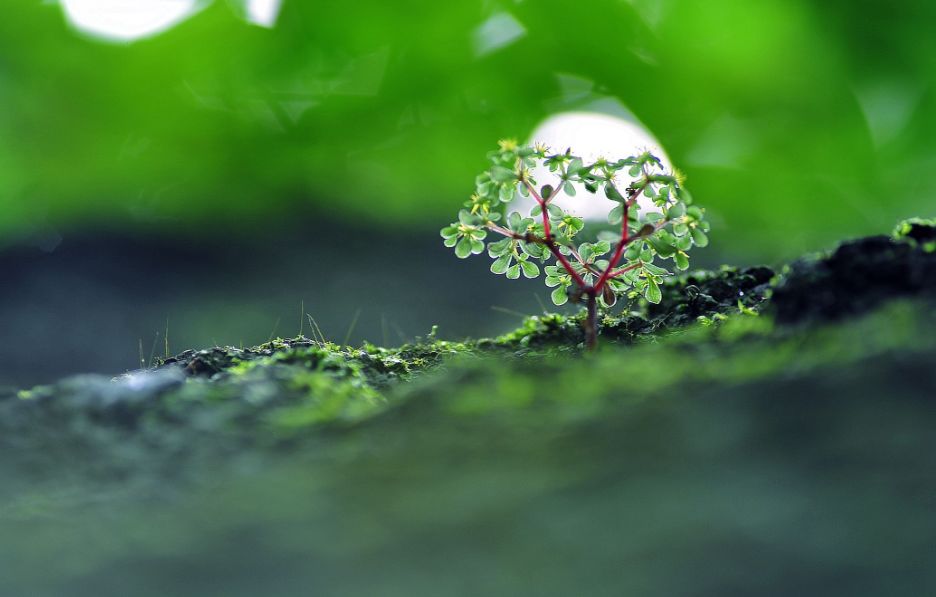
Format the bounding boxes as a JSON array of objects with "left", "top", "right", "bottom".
[{"left": 441, "top": 140, "right": 711, "bottom": 306}]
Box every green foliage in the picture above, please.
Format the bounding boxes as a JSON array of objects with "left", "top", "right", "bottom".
[
  {"left": 441, "top": 142, "right": 711, "bottom": 309},
  {"left": 2, "top": 0, "right": 935, "bottom": 258}
]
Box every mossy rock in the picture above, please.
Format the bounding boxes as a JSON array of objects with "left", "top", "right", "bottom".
[{"left": 2, "top": 219, "right": 935, "bottom": 596}]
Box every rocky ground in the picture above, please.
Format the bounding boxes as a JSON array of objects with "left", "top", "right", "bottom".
[{"left": 1, "top": 219, "right": 935, "bottom": 596}]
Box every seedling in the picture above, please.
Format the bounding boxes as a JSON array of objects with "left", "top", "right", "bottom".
[{"left": 441, "top": 140, "right": 711, "bottom": 349}]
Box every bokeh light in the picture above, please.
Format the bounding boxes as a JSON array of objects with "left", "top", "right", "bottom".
[
  {"left": 245, "top": 0, "right": 282, "bottom": 27},
  {"left": 60, "top": 0, "right": 204, "bottom": 42},
  {"left": 523, "top": 110, "right": 669, "bottom": 220}
]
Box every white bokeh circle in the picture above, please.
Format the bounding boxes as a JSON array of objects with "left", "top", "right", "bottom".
[{"left": 522, "top": 111, "right": 670, "bottom": 220}]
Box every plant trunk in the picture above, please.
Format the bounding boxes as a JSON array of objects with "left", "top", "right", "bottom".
[{"left": 584, "top": 291, "right": 598, "bottom": 350}]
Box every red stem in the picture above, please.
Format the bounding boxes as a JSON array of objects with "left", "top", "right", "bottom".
[
  {"left": 607, "top": 262, "right": 642, "bottom": 279},
  {"left": 548, "top": 244, "right": 585, "bottom": 287},
  {"left": 594, "top": 183, "right": 644, "bottom": 292},
  {"left": 486, "top": 223, "right": 520, "bottom": 238},
  {"left": 523, "top": 179, "right": 585, "bottom": 287}
]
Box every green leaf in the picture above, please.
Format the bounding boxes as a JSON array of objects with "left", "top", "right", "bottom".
[
  {"left": 675, "top": 234, "right": 692, "bottom": 251},
  {"left": 470, "top": 238, "right": 485, "bottom": 254},
  {"left": 444, "top": 236, "right": 458, "bottom": 248},
  {"left": 520, "top": 260, "right": 540, "bottom": 278},
  {"left": 455, "top": 237, "right": 472, "bottom": 258},
  {"left": 487, "top": 238, "right": 511, "bottom": 257},
  {"left": 674, "top": 252, "right": 690, "bottom": 271},
  {"left": 491, "top": 166, "right": 517, "bottom": 183},
  {"left": 499, "top": 184, "right": 515, "bottom": 202},
  {"left": 551, "top": 285, "right": 569, "bottom": 306},
  {"left": 657, "top": 229, "right": 677, "bottom": 246},
  {"left": 642, "top": 262, "right": 670, "bottom": 276},
  {"left": 490, "top": 255, "right": 511, "bottom": 274},
  {"left": 628, "top": 165, "right": 642, "bottom": 177},
  {"left": 645, "top": 278, "right": 662, "bottom": 304},
  {"left": 647, "top": 235, "right": 676, "bottom": 257},
  {"left": 521, "top": 242, "right": 546, "bottom": 259},
  {"left": 544, "top": 275, "right": 562, "bottom": 288},
  {"left": 457, "top": 209, "right": 477, "bottom": 225},
  {"left": 508, "top": 211, "right": 522, "bottom": 230},
  {"left": 540, "top": 184, "right": 554, "bottom": 199},
  {"left": 605, "top": 184, "right": 625, "bottom": 202},
  {"left": 563, "top": 181, "right": 576, "bottom": 196},
  {"left": 440, "top": 225, "right": 459, "bottom": 238},
  {"left": 608, "top": 204, "right": 623, "bottom": 225},
  {"left": 691, "top": 228, "right": 709, "bottom": 247},
  {"left": 667, "top": 202, "right": 686, "bottom": 218},
  {"left": 470, "top": 228, "right": 487, "bottom": 240},
  {"left": 578, "top": 243, "right": 593, "bottom": 263},
  {"left": 568, "top": 157, "right": 584, "bottom": 175},
  {"left": 506, "top": 264, "right": 521, "bottom": 279}
]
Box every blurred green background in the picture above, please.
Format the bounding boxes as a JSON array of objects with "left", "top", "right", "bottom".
[{"left": 1, "top": 0, "right": 934, "bottom": 387}]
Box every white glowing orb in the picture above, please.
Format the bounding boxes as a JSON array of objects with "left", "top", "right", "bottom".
[
  {"left": 60, "top": 0, "right": 203, "bottom": 42},
  {"left": 246, "top": 0, "right": 282, "bottom": 27},
  {"left": 523, "top": 112, "right": 670, "bottom": 221}
]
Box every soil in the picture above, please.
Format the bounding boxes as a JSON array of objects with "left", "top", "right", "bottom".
[{"left": 1, "top": 219, "right": 935, "bottom": 596}]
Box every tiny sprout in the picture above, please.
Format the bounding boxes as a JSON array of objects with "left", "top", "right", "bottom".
[{"left": 441, "top": 141, "right": 711, "bottom": 349}]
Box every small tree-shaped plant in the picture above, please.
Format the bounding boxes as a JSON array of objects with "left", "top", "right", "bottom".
[{"left": 441, "top": 140, "right": 711, "bottom": 349}]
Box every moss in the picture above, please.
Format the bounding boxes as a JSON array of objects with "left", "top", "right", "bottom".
[
  {"left": 5, "top": 220, "right": 936, "bottom": 478},
  {"left": 5, "top": 225, "right": 936, "bottom": 595},
  {"left": 893, "top": 216, "right": 936, "bottom": 245},
  {"left": 770, "top": 225, "right": 936, "bottom": 324},
  {"left": 7, "top": 219, "right": 933, "bottom": 458}
]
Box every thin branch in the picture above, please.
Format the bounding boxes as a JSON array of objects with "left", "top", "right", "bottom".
[
  {"left": 566, "top": 244, "right": 603, "bottom": 276},
  {"left": 519, "top": 177, "right": 585, "bottom": 286},
  {"left": 607, "top": 262, "right": 643, "bottom": 279},
  {"left": 595, "top": 181, "right": 645, "bottom": 292},
  {"left": 486, "top": 222, "right": 521, "bottom": 238},
  {"left": 522, "top": 179, "right": 544, "bottom": 205},
  {"left": 595, "top": 218, "right": 672, "bottom": 292},
  {"left": 548, "top": 243, "right": 586, "bottom": 287}
]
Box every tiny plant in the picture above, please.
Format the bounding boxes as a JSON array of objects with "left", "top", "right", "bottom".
[{"left": 441, "top": 140, "right": 711, "bottom": 349}]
